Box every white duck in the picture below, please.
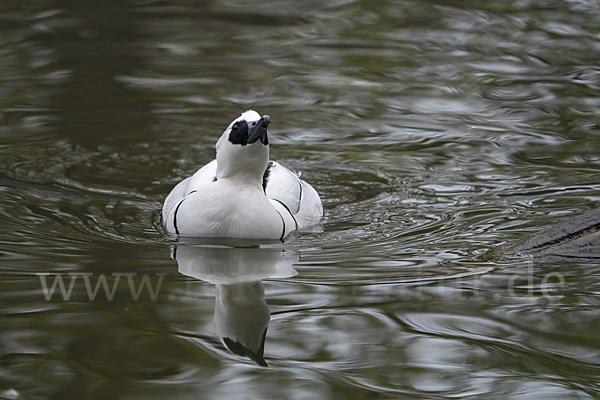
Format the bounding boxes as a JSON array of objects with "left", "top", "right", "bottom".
[{"left": 162, "top": 110, "right": 323, "bottom": 239}]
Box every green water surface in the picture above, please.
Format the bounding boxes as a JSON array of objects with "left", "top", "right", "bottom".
[{"left": 1, "top": 0, "right": 600, "bottom": 399}]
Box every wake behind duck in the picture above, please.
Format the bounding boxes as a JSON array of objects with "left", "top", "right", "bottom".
[{"left": 162, "top": 110, "right": 323, "bottom": 239}]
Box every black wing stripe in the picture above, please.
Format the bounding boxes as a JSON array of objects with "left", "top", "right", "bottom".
[
  {"left": 272, "top": 198, "right": 298, "bottom": 231},
  {"left": 172, "top": 191, "right": 197, "bottom": 235},
  {"left": 172, "top": 198, "right": 185, "bottom": 235},
  {"left": 275, "top": 209, "right": 286, "bottom": 240}
]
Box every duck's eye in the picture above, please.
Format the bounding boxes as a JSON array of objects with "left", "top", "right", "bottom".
[
  {"left": 251, "top": 121, "right": 256, "bottom": 127},
  {"left": 228, "top": 120, "right": 249, "bottom": 145}
]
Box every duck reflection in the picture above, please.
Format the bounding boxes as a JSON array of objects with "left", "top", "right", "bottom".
[{"left": 172, "top": 243, "right": 298, "bottom": 366}]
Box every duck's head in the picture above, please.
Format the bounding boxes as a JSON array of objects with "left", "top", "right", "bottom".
[{"left": 215, "top": 110, "right": 270, "bottom": 180}]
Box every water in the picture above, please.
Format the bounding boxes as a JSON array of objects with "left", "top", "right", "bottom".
[{"left": 1, "top": 0, "right": 600, "bottom": 398}]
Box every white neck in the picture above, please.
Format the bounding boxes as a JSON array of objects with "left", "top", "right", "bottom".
[
  {"left": 215, "top": 143, "right": 269, "bottom": 187},
  {"left": 216, "top": 168, "right": 265, "bottom": 190}
]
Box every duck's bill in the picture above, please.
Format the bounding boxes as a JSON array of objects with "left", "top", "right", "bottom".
[{"left": 247, "top": 115, "right": 270, "bottom": 145}]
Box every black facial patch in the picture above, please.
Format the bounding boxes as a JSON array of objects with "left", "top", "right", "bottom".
[{"left": 228, "top": 120, "right": 249, "bottom": 145}]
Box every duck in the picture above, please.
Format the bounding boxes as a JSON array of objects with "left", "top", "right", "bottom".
[{"left": 162, "top": 110, "right": 323, "bottom": 239}]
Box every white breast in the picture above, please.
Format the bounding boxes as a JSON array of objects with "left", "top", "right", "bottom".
[{"left": 162, "top": 160, "right": 322, "bottom": 239}]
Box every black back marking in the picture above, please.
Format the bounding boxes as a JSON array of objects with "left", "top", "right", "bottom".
[
  {"left": 262, "top": 161, "right": 273, "bottom": 193},
  {"left": 228, "top": 120, "right": 249, "bottom": 145},
  {"left": 297, "top": 180, "right": 303, "bottom": 213}
]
